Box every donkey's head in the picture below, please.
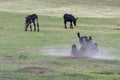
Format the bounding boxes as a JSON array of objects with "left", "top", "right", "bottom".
[
  {"left": 73, "top": 18, "right": 78, "bottom": 26},
  {"left": 25, "top": 15, "right": 33, "bottom": 31},
  {"left": 24, "top": 16, "right": 30, "bottom": 31}
]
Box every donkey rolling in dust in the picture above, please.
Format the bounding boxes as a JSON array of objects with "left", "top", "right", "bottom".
[
  {"left": 25, "top": 14, "right": 39, "bottom": 32},
  {"left": 71, "top": 32, "right": 99, "bottom": 57}
]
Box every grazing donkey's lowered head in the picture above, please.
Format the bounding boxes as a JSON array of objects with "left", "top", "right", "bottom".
[{"left": 25, "top": 14, "right": 39, "bottom": 32}]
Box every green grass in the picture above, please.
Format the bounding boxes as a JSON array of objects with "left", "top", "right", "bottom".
[{"left": 0, "top": 0, "right": 120, "bottom": 80}]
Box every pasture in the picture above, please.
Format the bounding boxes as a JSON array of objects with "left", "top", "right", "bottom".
[{"left": 0, "top": 0, "right": 120, "bottom": 80}]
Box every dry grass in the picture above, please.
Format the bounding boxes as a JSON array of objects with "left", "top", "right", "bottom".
[{"left": 0, "top": 0, "right": 120, "bottom": 18}]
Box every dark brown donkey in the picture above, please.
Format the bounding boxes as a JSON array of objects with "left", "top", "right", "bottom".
[{"left": 25, "top": 14, "right": 39, "bottom": 32}]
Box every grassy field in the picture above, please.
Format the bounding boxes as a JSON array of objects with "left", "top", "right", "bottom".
[{"left": 0, "top": 0, "right": 120, "bottom": 80}]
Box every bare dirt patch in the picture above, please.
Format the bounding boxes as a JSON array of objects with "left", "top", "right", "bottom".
[
  {"left": 18, "top": 67, "right": 93, "bottom": 78},
  {"left": 30, "top": 61, "right": 62, "bottom": 66},
  {"left": 16, "top": 49, "right": 41, "bottom": 53},
  {"left": 62, "top": 56, "right": 120, "bottom": 63},
  {"left": 113, "top": 27, "right": 120, "bottom": 30},
  {"left": 0, "top": 55, "right": 28, "bottom": 60},
  {"left": 18, "top": 67, "right": 57, "bottom": 74},
  {"left": 0, "top": 56, "right": 13, "bottom": 60}
]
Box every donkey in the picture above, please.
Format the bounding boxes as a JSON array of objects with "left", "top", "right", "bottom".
[
  {"left": 63, "top": 14, "right": 78, "bottom": 29},
  {"left": 71, "top": 32, "right": 99, "bottom": 57},
  {"left": 25, "top": 14, "right": 39, "bottom": 32}
]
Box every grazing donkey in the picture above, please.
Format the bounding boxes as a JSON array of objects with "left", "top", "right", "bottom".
[
  {"left": 63, "top": 14, "right": 78, "bottom": 29},
  {"left": 25, "top": 14, "right": 39, "bottom": 32}
]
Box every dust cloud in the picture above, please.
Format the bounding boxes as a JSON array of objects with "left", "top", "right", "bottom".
[
  {"left": 42, "top": 46, "right": 120, "bottom": 60},
  {"left": 42, "top": 47, "right": 71, "bottom": 57},
  {"left": 93, "top": 48, "right": 120, "bottom": 60}
]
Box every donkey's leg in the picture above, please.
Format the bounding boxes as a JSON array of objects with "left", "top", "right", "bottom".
[
  {"left": 25, "top": 23, "right": 29, "bottom": 31},
  {"left": 70, "top": 21, "right": 73, "bottom": 29},
  {"left": 30, "top": 24, "right": 32, "bottom": 31},
  {"left": 37, "top": 22, "right": 39, "bottom": 32},
  {"left": 33, "top": 22, "right": 36, "bottom": 31},
  {"left": 64, "top": 20, "right": 67, "bottom": 29}
]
